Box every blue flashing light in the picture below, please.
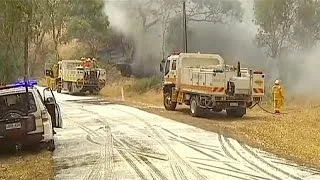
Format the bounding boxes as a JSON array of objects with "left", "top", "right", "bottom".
[
  {"left": 0, "top": 80, "right": 38, "bottom": 90},
  {"left": 13, "top": 80, "right": 38, "bottom": 87}
]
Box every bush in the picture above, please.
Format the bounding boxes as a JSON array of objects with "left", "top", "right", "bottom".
[{"left": 129, "top": 76, "right": 162, "bottom": 93}]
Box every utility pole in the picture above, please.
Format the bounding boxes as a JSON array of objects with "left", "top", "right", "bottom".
[
  {"left": 24, "top": 2, "right": 31, "bottom": 82},
  {"left": 182, "top": 0, "right": 187, "bottom": 53},
  {"left": 24, "top": 23, "right": 29, "bottom": 82},
  {"left": 24, "top": 1, "right": 32, "bottom": 115}
]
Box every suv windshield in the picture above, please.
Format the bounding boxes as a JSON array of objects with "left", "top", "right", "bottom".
[{"left": 0, "top": 92, "right": 37, "bottom": 117}]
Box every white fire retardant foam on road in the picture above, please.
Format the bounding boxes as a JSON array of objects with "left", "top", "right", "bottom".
[{"left": 40, "top": 86, "right": 319, "bottom": 180}]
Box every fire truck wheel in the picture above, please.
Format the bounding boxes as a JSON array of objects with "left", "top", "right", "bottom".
[
  {"left": 190, "top": 96, "right": 201, "bottom": 117},
  {"left": 164, "top": 93, "right": 177, "bottom": 111}
]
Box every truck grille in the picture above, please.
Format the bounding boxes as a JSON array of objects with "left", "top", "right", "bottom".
[{"left": 253, "top": 97, "right": 261, "bottom": 102}]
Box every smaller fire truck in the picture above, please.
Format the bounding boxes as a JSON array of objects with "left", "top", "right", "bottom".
[{"left": 45, "top": 58, "right": 106, "bottom": 94}]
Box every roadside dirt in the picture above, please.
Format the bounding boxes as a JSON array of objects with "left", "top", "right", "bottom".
[
  {"left": 101, "top": 93, "right": 320, "bottom": 171},
  {"left": 0, "top": 150, "right": 53, "bottom": 180}
]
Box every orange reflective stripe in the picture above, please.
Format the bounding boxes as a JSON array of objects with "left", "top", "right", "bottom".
[
  {"left": 181, "top": 84, "right": 224, "bottom": 94},
  {"left": 253, "top": 88, "right": 264, "bottom": 93},
  {"left": 217, "top": 87, "right": 225, "bottom": 92},
  {"left": 164, "top": 78, "right": 176, "bottom": 82}
]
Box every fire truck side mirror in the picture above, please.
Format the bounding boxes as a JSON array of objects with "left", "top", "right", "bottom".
[
  {"left": 237, "top": 61, "right": 241, "bottom": 77},
  {"left": 160, "top": 59, "right": 165, "bottom": 73}
]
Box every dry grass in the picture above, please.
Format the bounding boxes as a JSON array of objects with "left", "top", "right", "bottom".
[
  {"left": 142, "top": 102, "right": 320, "bottom": 169},
  {"left": 0, "top": 151, "right": 53, "bottom": 180},
  {"left": 101, "top": 77, "right": 163, "bottom": 107},
  {"left": 58, "top": 40, "right": 87, "bottom": 60},
  {"left": 244, "top": 107, "right": 320, "bottom": 167}
]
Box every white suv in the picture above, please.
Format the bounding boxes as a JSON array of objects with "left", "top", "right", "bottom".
[{"left": 0, "top": 81, "right": 62, "bottom": 151}]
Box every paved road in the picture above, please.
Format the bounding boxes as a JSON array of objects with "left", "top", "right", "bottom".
[{"left": 49, "top": 90, "right": 320, "bottom": 180}]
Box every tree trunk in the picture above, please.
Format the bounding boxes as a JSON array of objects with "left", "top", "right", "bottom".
[
  {"left": 52, "top": 29, "right": 59, "bottom": 62},
  {"left": 54, "top": 39, "right": 59, "bottom": 61},
  {"left": 24, "top": 20, "right": 30, "bottom": 81},
  {"left": 51, "top": 11, "right": 59, "bottom": 62},
  {"left": 30, "top": 49, "right": 37, "bottom": 78},
  {"left": 3, "top": 41, "right": 11, "bottom": 83},
  {"left": 31, "top": 34, "right": 45, "bottom": 77}
]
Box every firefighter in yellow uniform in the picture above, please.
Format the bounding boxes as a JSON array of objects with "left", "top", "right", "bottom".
[{"left": 272, "top": 79, "right": 284, "bottom": 114}]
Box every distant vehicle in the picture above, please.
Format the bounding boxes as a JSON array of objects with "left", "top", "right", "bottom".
[
  {"left": 45, "top": 58, "right": 107, "bottom": 95},
  {"left": 0, "top": 80, "right": 62, "bottom": 151},
  {"left": 160, "top": 52, "right": 265, "bottom": 118},
  {"left": 116, "top": 62, "right": 132, "bottom": 77}
]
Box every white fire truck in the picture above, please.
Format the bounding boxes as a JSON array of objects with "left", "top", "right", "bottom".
[{"left": 160, "top": 52, "right": 265, "bottom": 117}]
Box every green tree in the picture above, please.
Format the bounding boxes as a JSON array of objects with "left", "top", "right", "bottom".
[
  {"left": 254, "top": 0, "right": 296, "bottom": 59},
  {"left": 0, "top": 0, "right": 32, "bottom": 83},
  {"left": 65, "top": 0, "right": 110, "bottom": 57},
  {"left": 293, "top": 0, "right": 320, "bottom": 50},
  {"left": 0, "top": 0, "right": 112, "bottom": 82},
  {"left": 46, "top": 0, "right": 72, "bottom": 61},
  {"left": 29, "top": 0, "right": 52, "bottom": 77},
  {"left": 254, "top": 0, "right": 320, "bottom": 86},
  {"left": 254, "top": 0, "right": 320, "bottom": 58}
]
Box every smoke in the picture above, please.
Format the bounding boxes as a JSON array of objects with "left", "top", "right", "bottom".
[
  {"left": 103, "top": 0, "right": 270, "bottom": 75},
  {"left": 185, "top": 0, "right": 279, "bottom": 88},
  {"left": 235, "top": 0, "right": 320, "bottom": 96},
  {"left": 103, "top": 0, "right": 163, "bottom": 76},
  {"left": 285, "top": 46, "right": 320, "bottom": 96},
  {"left": 187, "top": 23, "right": 267, "bottom": 68},
  {"left": 103, "top": 3, "right": 130, "bottom": 36},
  {"left": 103, "top": 0, "right": 320, "bottom": 96},
  {"left": 186, "top": 0, "right": 278, "bottom": 79}
]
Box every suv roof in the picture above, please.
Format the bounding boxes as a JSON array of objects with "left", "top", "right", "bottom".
[
  {"left": 0, "top": 86, "right": 36, "bottom": 96},
  {"left": 0, "top": 80, "right": 39, "bottom": 101},
  {"left": 0, "top": 80, "right": 37, "bottom": 90}
]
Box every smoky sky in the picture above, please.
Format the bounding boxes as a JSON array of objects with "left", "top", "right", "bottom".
[{"left": 103, "top": 0, "right": 320, "bottom": 95}]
